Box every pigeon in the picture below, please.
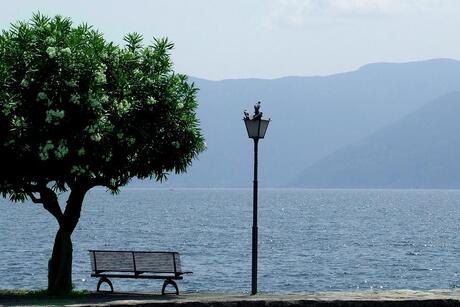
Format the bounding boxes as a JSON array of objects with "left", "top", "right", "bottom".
[
  {"left": 253, "top": 101, "right": 262, "bottom": 119},
  {"left": 244, "top": 110, "right": 250, "bottom": 119},
  {"left": 254, "top": 101, "right": 261, "bottom": 114}
]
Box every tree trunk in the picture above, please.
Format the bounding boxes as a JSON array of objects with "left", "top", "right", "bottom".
[
  {"left": 42, "top": 186, "right": 87, "bottom": 295},
  {"left": 48, "top": 229, "right": 73, "bottom": 294}
]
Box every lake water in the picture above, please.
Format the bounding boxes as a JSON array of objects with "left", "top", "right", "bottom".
[{"left": 0, "top": 188, "right": 459, "bottom": 293}]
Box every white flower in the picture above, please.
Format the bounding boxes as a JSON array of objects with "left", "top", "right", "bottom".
[
  {"left": 45, "top": 109, "right": 65, "bottom": 124},
  {"left": 127, "top": 137, "right": 135, "bottom": 146},
  {"left": 37, "top": 92, "right": 47, "bottom": 100},
  {"left": 94, "top": 70, "right": 106, "bottom": 84},
  {"left": 46, "top": 47, "right": 57, "bottom": 59},
  {"left": 61, "top": 47, "right": 71, "bottom": 56},
  {"left": 11, "top": 116, "right": 25, "bottom": 129},
  {"left": 45, "top": 37, "right": 56, "bottom": 45},
  {"left": 114, "top": 99, "right": 131, "bottom": 114},
  {"left": 94, "top": 64, "right": 107, "bottom": 84},
  {"left": 20, "top": 79, "right": 29, "bottom": 87},
  {"left": 71, "top": 165, "right": 89, "bottom": 176},
  {"left": 90, "top": 133, "right": 102, "bottom": 142},
  {"left": 55, "top": 141, "right": 69, "bottom": 160},
  {"left": 38, "top": 140, "right": 54, "bottom": 161},
  {"left": 89, "top": 97, "right": 101, "bottom": 109},
  {"left": 177, "top": 102, "right": 184, "bottom": 109},
  {"left": 147, "top": 97, "right": 156, "bottom": 105}
]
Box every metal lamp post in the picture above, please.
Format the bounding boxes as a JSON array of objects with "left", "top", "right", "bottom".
[{"left": 243, "top": 102, "right": 270, "bottom": 295}]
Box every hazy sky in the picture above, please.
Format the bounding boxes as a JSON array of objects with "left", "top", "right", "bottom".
[{"left": 1, "top": 0, "right": 459, "bottom": 80}]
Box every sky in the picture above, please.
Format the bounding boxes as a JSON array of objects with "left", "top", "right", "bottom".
[{"left": 1, "top": 0, "right": 459, "bottom": 80}]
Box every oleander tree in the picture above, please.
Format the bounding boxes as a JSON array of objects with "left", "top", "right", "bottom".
[{"left": 0, "top": 13, "right": 205, "bottom": 294}]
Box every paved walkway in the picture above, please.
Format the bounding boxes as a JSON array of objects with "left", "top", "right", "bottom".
[{"left": 2, "top": 289, "right": 460, "bottom": 306}]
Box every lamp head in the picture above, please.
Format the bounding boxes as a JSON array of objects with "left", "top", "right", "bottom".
[{"left": 243, "top": 102, "right": 270, "bottom": 139}]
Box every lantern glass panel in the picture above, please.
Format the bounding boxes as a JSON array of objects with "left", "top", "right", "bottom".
[
  {"left": 244, "top": 118, "right": 270, "bottom": 139},
  {"left": 258, "top": 119, "right": 269, "bottom": 138}
]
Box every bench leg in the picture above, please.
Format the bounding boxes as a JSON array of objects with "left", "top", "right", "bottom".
[
  {"left": 161, "top": 279, "right": 179, "bottom": 295},
  {"left": 97, "top": 277, "right": 114, "bottom": 292}
]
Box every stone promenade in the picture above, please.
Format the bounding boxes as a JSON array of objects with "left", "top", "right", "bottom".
[{"left": 2, "top": 289, "right": 460, "bottom": 306}]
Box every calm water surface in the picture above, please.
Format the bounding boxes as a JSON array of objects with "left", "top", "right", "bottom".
[{"left": 0, "top": 188, "right": 459, "bottom": 293}]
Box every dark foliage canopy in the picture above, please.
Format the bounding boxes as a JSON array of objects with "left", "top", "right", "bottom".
[{"left": 0, "top": 13, "right": 205, "bottom": 201}]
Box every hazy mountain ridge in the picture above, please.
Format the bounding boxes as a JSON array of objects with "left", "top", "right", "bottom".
[
  {"left": 294, "top": 92, "right": 460, "bottom": 188},
  {"left": 139, "top": 58, "right": 460, "bottom": 188}
]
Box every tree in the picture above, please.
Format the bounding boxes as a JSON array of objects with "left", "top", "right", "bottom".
[{"left": 0, "top": 13, "right": 205, "bottom": 294}]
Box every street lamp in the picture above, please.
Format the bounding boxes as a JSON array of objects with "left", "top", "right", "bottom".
[{"left": 243, "top": 101, "right": 270, "bottom": 295}]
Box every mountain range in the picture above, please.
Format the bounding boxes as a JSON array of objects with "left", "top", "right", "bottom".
[
  {"left": 143, "top": 58, "right": 460, "bottom": 188},
  {"left": 294, "top": 92, "right": 460, "bottom": 188}
]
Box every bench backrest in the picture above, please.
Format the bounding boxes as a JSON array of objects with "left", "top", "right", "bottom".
[{"left": 89, "top": 250, "right": 182, "bottom": 275}]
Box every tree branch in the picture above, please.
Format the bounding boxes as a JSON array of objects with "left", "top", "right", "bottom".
[
  {"left": 27, "top": 192, "right": 43, "bottom": 204},
  {"left": 88, "top": 177, "right": 117, "bottom": 191},
  {"left": 62, "top": 184, "right": 89, "bottom": 234},
  {"left": 25, "top": 181, "right": 48, "bottom": 203},
  {"left": 40, "top": 187, "right": 64, "bottom": 227}
]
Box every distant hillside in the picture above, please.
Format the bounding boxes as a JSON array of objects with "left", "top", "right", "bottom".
[
  {"left": 145, "top": 58, "right": 460, "bottom": 187},
  {"left": 294, "top": 92, "right": 460, "bottom": 188}
]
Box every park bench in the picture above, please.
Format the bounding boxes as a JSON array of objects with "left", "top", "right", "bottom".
[{"left": 89, "top": 250, "right": 191, "bottom": 295}]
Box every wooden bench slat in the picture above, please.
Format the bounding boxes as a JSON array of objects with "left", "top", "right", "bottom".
[
  {"left": 134, "top": 252, "right": 174, "bottom": 273},
  {"left": 92, "top": 251, "right": 135, "bottom": 272}
]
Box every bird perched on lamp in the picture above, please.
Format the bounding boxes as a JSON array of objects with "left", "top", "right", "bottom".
[{"left": 253, "top": 101, "right": 262, "bottom": 119}]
